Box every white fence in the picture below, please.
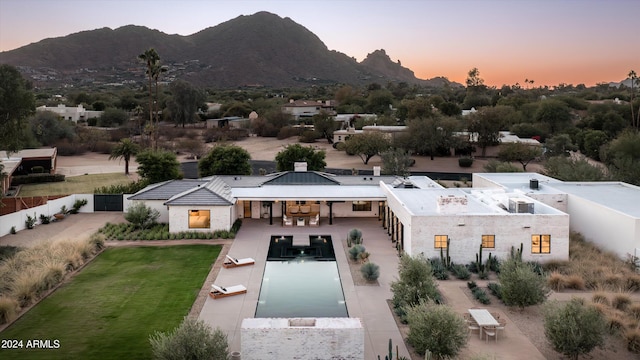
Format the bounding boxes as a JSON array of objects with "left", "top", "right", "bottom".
[{"left": 0, "top": 194, "right": 95, "bottom": 237}]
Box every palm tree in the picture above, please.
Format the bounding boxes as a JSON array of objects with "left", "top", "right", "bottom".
[
  {"left": 109, "top": 138, "right": 140, "bottom": 175},
  {"left": 628, "top": 70, "right": 637, "bottom": 129},
  {"left": 138, "top": 48, "right": 161, "bottom": 148}
]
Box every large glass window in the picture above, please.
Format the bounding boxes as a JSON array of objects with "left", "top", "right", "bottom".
[
  {"left": 189, "top": 210, "right": 210, "bottom": 229},
  {"left": 482, "top": 235, "right": 495, "bottom": 249},
  {"left": 531, "top": 234, "right": 551, "bottom": 254},
  {"left": 352, "top": 201, "right": 372, "bottom": 212},
  {"left": 434, "top": 235, "right": 448, "bottom": 249}
]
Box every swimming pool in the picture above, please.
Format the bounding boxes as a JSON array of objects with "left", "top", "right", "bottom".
[
  {"left": 255, "top": 259, "right": 348, "bottom": 318},
  {"left": 255, "top": 235, "right": 347, "bottom": 318}
]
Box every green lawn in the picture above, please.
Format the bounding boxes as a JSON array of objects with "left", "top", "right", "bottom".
[
  {"left": 0, "top": 245, "right": 221, "bottom": 360},
  {"left": 17, "top": 173, "right": 133, "bottom": 196}
]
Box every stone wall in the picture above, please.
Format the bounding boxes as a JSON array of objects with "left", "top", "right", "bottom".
[{"left": 241, "top": 318, "right": 364, "bottom": 360}]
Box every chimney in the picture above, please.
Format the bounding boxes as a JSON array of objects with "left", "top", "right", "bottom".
[
  {"left": 373, "top": 166, "right": 381, "bottom": 176},
  {"left": 294, "top": 162, "right": 307, "bottom": 172}
]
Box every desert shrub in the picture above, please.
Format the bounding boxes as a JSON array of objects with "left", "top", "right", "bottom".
[
  {"left": 624, "top": 327, "right": 640, "bottom": 353},
  {"left": 149, "top": 317, "right": 229, "bottom": 360},
  {"left": 125, "top": 202, "right": 160, "bottom": 229},
  {"left": 70, "top": 198, "right": 89, "bottom": 214},
  {"left": 592, "top": 292, "right": 610, "bottom": 305},
  {"left": 544, "top": 298, "right": 606, "bottom": 360},
  {"left": 94, "top": 140, "right": 115, "bottom": 154},
  {"left": 349, "top": 244, "right": 366, "bottom": 261},
  {"left": 0, "top": 297, "right": 19, "bottom": 324},
  {"left": 54, "top": 138, "right": 87, "bottom": 156},
  {"left": 611, "top": 293, "right": 632, "bottom": 311},
  {"left": 458, "top": 157, "right": 474, "bottom": 167},
  {"left": 487, "top": 282, "right": 503, "bottom": 299},
  {"left": 94, "top": 179, "right": 150, "bottom": 194},
  {"left": 627, "top": 303, "right": 640, "bottom": 321},
  {"left": 230, "top": 218, "right": 242, "bottom": 234},
  {"left": 276, "top": 126, "right": 301, "bottom": 140},
  {"left": 471, "top": 287, "right": 491, "bottom": 304},
  {"left": 467, "top": 280, "right": 477, "bottom": 290},
  {"left": 451, "top": 264, "right": 471, "bottom": 280},
  {"left": 542, "top": 259, "right": 571, "bottom": 273},
  {"left": 607, "top": 312, "right": 626, "bottom": 334},
  {"left": 548, "top": 271, "right": 566, "bottom": 292},
  {"left": 499, "top": 257, "right": 549, "bottom": 309},
  {"left": 39, "top": 214, "right": 51, "bottom": 224},
  {"left": 360, "top": 262, "right": 380, "bottom": 282},
  {"left": 11, "top": 173, "right": 66, "bottom": 185},
  {"left": 334, "top": 142, "right": 346, "bottom": 151},
  {"left": 430, "top": 257, "right": 449, "bottom": 280},
  {"left": 391, "top": 254, "right": 440, "bottom": 312},
  {"left": 403, "top": 301, "right": 467, "bottom": 359},
  {"left": 348, "top": 228, "right": 363, "bottom": 245},
  {"left": 624, "top": 273, "right": 640, "bottom": 292},
  {"left": 564, "top": 274, "right": 586, "bottom": 290},
  {"left": 299, "top": 130, "right": 320, "bottom": 143}
]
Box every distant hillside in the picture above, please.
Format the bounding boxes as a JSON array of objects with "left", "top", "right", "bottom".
[{"left": 0, "top": 11, "right": 456, "bottom": 89}]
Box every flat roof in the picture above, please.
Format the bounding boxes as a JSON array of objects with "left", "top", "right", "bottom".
[
  {"left": 550, "top": 182, "right": 640, "bottom": 218},
  {"left": 389, "top": 188, "right": 499, "bottom": 216},
  {"left": 474, "top": 173, "right": 566, "bottom": 195},
  {"left": 0, "top": 148, "right": 57, "bottom": 159}
]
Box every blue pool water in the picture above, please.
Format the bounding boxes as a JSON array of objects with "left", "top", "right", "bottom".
[{"left": 255, "top": 259, "right": 348, "bottom": 318}]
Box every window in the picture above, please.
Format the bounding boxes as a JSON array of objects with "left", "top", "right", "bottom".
[
  {"left": 352, "top": 201, "right": 372, "bottom": 212},
  {"left": 434, "top": 235, "right": 448, "bottom": 249},
  {"left": 481, "top": 235, "right": 495, "bottom": 248},
  {"left": 189, "top": 209, "right": 210, "bottom": 229},
  {"left": 531, "top": 234, "right": 551, "bottom": 254}
]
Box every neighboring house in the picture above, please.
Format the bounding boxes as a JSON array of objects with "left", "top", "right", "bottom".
[
  {"left": 474, "top": 173, "right": 640, "bottom": 261},
  {"left": 36, "top": 104, "right": 103, "bottom": 123},
  {"left": 205, "top": 116, "right": 250, "bottom": 129},
  {"left": 281, "top": 99, "right": 335, "bottom": 120},
  {"left": 332, "top": 125, "right": 405, "bottom": 143},
  {"left": 0, "top": 148, "right": 58, "bottom": 196},
  {"left": 461, "top": 107, "right": 477, "bottom": 116}
]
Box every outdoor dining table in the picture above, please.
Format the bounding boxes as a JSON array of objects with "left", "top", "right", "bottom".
[{"left": 468, "top": 308, "right": 500, "bottom": 340}]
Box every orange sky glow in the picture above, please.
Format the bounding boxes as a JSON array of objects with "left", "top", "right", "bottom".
[{"left": 1, "top": 0, "right": 638, "bottom": 87}]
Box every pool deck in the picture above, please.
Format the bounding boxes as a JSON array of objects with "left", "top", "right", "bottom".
[{"left": 198, "top": 217, "right": 409, "bottom": 359}]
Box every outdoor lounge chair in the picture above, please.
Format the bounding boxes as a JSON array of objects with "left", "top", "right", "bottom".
[
  {"left": 223, "top": 255, "right": 255, "bottom": 268},
  {"left": 209, "top": 284, "right": 247, "bottom": 299},
  {"left": 283, "top": 215, "right": 293, "bottom": 227},
  {"left": 309, "top": 213, "right": 319, "bottom": 226}
]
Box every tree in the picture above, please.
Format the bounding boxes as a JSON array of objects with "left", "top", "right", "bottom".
[
  {"left": 544, "top": 156, "right": 608, "bottom": 181},
  {"left": 404, "top": 301, "right": 468, "bottom": 359},
  {"left": 138, "top": 48, "right": 165, "bottom": 149},
  {"left": 535, "top": 99, "right": 572, "bottom": 133},
  {"left": 483, "top": 159, "right": 523, "bottom": 173},
  {"left": 149, "top": 317, "right": 229, "bottom": 360},
  {"left": 497, "top": 143, "right": 542, "bottom": 171},
  {"left": 312, "top": 111, "right": 337, "bottom": 143},
  {"left": 600, "top": 131, "right": 640, "bottom": 185},
  {"left": 499, "top": 257, "right": 548, "bottom": 310},
  {"left": 544, "top": 134, "right": 577, "bottom": 158},
  {"left": 406, "top": 116, "right": 458, "bottom": 160},
  {"left": 391, "top": 254, "right": 439, "bottom": 310},
  {"left": 629, "top": 70, "right": 637, "bottom": 129},
  {"left": 581, "top": 129, "right": 608, "bottom": 160},
  {"left": 109, "top": 138, "right": 140, "bottom": 175},
  {"left": 467, "top": 106, "right": 513, "bottom": 157},
  {"left": 344, "top": 132, "right": 390, "bottom": 164},
  {"left": 0, "top": 64, "right": 35, "bottom": 154},
  {"left": 29, "top": 110, "right": 75, "bottom": 146},
  {"left": 365, "top": 89, "right": 394, "bottom": 114},
  {"left": 167, "top": 80, "right": 205, "bottom": 128},
  {"left": 275, "top": 144, "right": 326, "bottom": 171},
  {"left": 136, "top": 149, "right": 181, "bottom": 183},
  {"left": 125, "top": 202, "right": 160, "bottom": 229},
  {"left": 198, "top": 144, "right": 251, "bottom": 176},
  {"left": 98, "top": 108, "right": 129, "bottom": 127},
  {"left": 544, "top": 298, "right": 606, "bottom": 360},
  {"left": 381, "top": 148, "right": 413, "bottom": 177}
]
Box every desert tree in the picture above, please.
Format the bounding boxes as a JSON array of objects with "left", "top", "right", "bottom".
[
  {"left": 167, "top": 80, "right": 205, "bottom": 128},
  {"left": 198, "top": 144, "right": 252, "bottom": 176},
  {"left": 125, "top": 202, "right": 160, "bottom": 229},
  {"left": 499, "top": 257, "right": 548, "bottom": 310},
  {"left": 543, "top": 156, "right": 608, "bottom": 182},
  {"left": 312, "top": 111, "right": 337, "bottom": 143},
  {"left": 344, "top": 131, "right": 390, "bottom": 164},
  {"left": 467, "top": 106, "right": 513, "bottom": 157},
  {"left": 275, "top": 144, "right": 326, "bottom": 171},
  {"left": 381, "top": 148, "right": 413, "bottom": 177},
  {"left": 497, "top": 142, "right": 543, "bottom": 171},
  {"left": 404, "top": 301, "right": 468, "bottom": 359},
  {"left": 391, "top": 254, "right": 439, "bottom": 312},
  {"left": 0, "top": 64, "right": 35, "bottom": 154},
  {"left": 109, "top": 138, "right": 140, "bottom": 175},
  {"left": 136, "top": 149, "right": 181, "bottom": 183},
  {"left": 544, "top": 298, "right": 606, "bottom": 360}
]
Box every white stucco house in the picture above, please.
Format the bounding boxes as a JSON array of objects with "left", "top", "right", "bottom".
[
  {"left": 128, "top": 166, "right": 640, "bottom": 263},
  {"left": 36, "top": 104, "right": 103, "bottom": 123}
]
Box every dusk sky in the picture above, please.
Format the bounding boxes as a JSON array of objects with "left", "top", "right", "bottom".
[{"left": 1, "top": 0, "right": 638, "bottom": 87}]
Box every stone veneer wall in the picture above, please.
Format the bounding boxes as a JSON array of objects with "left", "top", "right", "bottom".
[{"left": 241, "top": 318, "right": 364, "bottom": 360}]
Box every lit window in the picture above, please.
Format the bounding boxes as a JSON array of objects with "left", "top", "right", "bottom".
[
  {"left": 189, "top": 210, "right": 210, "bottom": 229},
  {"left": 435, "top": 235, "right": 448, "bottom": 249},
  {"left": 531, "top": 234, "right": 551, "bottom": 254},
  {"left": 352, "top": 201, "right": 372, "bottom": 211},
  {"left": 482, "top": 235, "right": 495, "bottom": 249}
]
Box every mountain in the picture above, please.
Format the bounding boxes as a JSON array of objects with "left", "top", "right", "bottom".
[{"left": 0, "top": 12, "right": 453, "bottom": 89}]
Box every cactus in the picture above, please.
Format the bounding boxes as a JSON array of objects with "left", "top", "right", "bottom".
[
  {"left": 475, "top": 244, "right": 485, "bottom": 274},
  {"left": 387, "top": 338, "right": 393, "bottom": 360},
  {"left": 440, "top": 238, "right": 451, "bottom": 268},
  {"left": 510, "top": 242, "right": 524, "bottom": 261}
]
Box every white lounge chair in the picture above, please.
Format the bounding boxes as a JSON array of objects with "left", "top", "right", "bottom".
[
  {"left": 223, "top": 255, "right": 255, "bottom": 268},
  {"left": 283, "top": 215, "right": 293, "bottom": 227},
  {"left": 210, "top": 284, "right": 247, "bottom": 299},
  {"left": 309, "top": 213, "right": 319, "bottom": 226}
]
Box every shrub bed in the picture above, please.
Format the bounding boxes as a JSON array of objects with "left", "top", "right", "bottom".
[{"left": 98, "top": 221, "right": 242, "bottom": 241}]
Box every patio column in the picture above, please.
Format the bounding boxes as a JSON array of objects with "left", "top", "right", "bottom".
[
  {"left": 328, "top": 201, "right": 333, "bottom": 225},
  {"left": 269, "top": 202, "right": 273, "bottom": 225}
]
